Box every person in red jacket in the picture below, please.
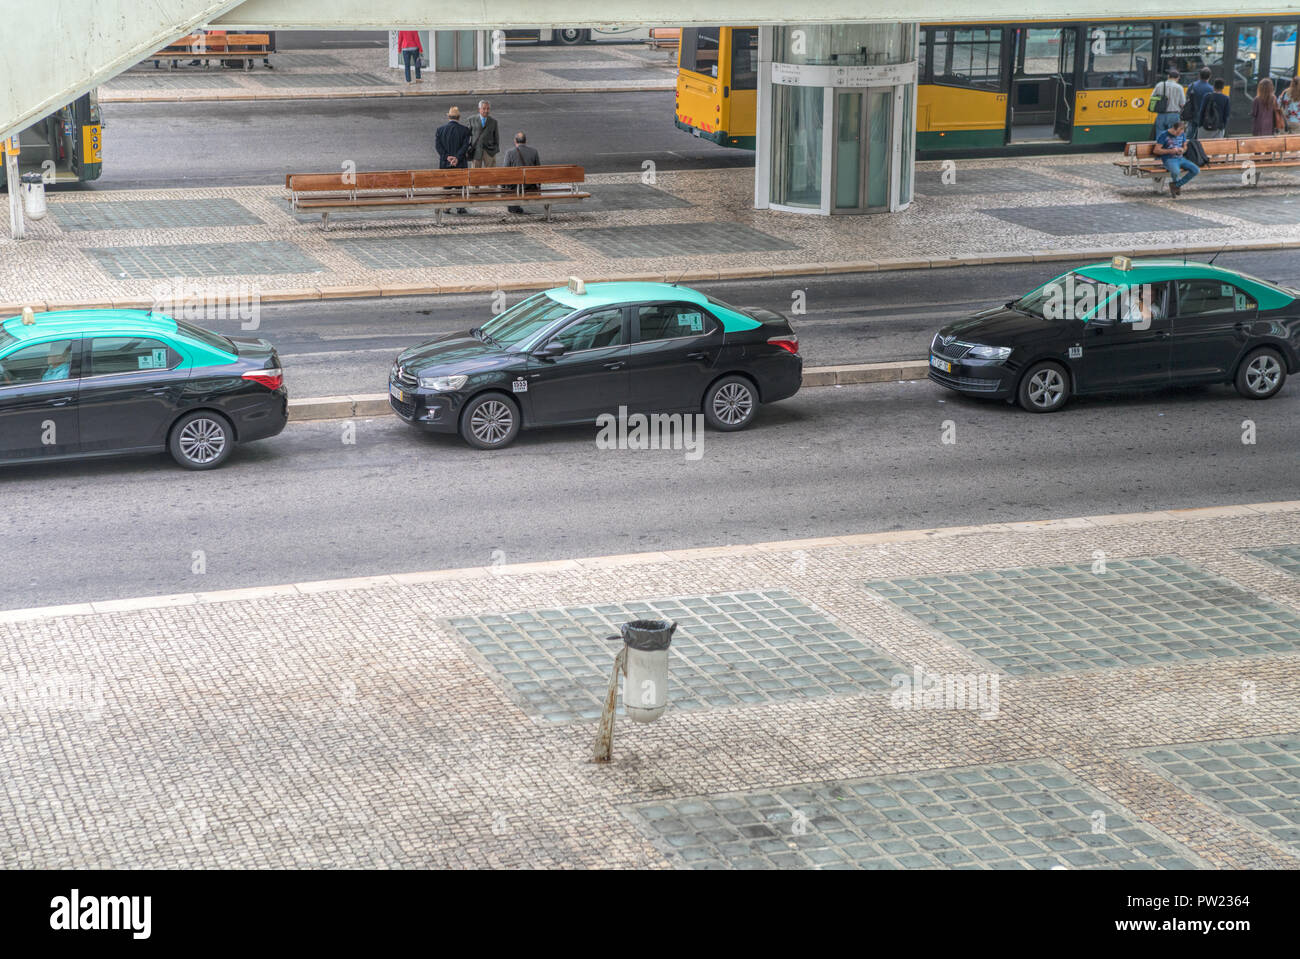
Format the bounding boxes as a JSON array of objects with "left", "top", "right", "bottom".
[{"left": 398, "top": 30, "right": 424, "bottom": 83}]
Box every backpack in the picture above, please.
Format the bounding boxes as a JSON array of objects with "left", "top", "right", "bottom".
[
  {"left": 1202, "top": 95, "right": 1223, "bottom": 130},
  {"left": 1180, "top": 91, "right": 1197, "bottom": 122},
  {"left": 1148, "top": 81, "right": 1165, "bottom": 113}
]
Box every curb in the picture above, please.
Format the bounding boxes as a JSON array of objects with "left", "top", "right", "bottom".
[
  {"left": 286, "top": 360, "right": 931, "bottom": 421},
  {"left": 6, "top": 240, "right": 1294, "bottom": 317},
  {"left": 2, "top": 501, "right": 1294, "bottom": 624},
  {"left": 98, "top": 84, "right": 674, "bottom": 104}
]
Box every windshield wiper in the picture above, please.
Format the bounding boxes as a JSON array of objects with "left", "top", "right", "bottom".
[{"left": 470, "top": 326, "right": 502, "bottom": 347}]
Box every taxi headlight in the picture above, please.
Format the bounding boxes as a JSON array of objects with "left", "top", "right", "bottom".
[
  {"left": 419, "top": 374, "right": 468, "bottom": 391},
  {"left": 969, "top": 345, "right": 1012, "bottom": 361}
]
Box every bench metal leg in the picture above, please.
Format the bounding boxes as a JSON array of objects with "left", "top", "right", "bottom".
[
  {"left": 320, "top": 212, "right": 330, "bottom": 231},
  {"left": 436, "top": 208, "right": 443, "bottom": 227},
  {"left": 544, "top": 203, "right": 552, "bottom": 222}
]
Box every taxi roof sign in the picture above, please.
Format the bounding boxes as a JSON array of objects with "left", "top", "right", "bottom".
[
  {"left": 567, "top": 276, "right": 586, "bottom": 295},
  {"left": 20, "top": 306, "right": 35, "bottom": 325},
  {"left": 1111, "top": 255, "right": 1132, "bottom": 271}
]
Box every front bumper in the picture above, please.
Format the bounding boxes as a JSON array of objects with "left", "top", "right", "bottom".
[
  {"left": 926, "top": 353, "right": 1016, "bottom": 399},
  {"left": 388, "top": 381, "right": 462, "bottom": 433}
]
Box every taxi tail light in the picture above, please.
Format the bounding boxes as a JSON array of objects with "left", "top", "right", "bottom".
[
  {"left": 242, "top": 369, "right": 284, "bottom": 390},
  {"left": 768, "top": 335, "right": 799, "bottom": 355}
]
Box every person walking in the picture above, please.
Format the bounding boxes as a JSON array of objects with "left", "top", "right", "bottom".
[
  {"left": 1151, "top": 68, "right": 1186, "bottom": 139},
  {"left": 1198, "top": 78, "right": 1231, "bottom": 138},
  {"left": 1280, "top": 76, "right": 1300, "bottom": 133},
  {"left": 1186, "top": 67, "right": 1214, "bottom": 139},
  {"left": 469, "top": 100, "right": 500, "bottom": 168},
  {"left": 1154, "top": 119, "right": 1199, "bottom": 197},
  {"left": 503, "top": 132, "right": 540, "bottom": 214},
  {"left": 435, "top": 106, "right": 472, "bottom": 214},
  {"left": 1252, "top": 77, "right": 1283, "bottom": 136},
  {"left": 398, "top": 30, "right": 423, "bottom": 83}
]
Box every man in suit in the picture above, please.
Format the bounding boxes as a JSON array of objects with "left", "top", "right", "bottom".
[
  {"left": 503, "top": 132, "right": 540, "bottom": 214},
  {"left": 435, "top": 106, "right": 471, "bottom": 214},
  {"left": 470, "top": 100, "right": 500, "bottom": 168}
]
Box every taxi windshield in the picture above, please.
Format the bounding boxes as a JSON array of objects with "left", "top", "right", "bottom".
[
  {"left": 1011, "top": 273, "right": 1102, "bottom": 320},
  {"left": 480, "top": 293, "right": 574, "bottom": 349}
]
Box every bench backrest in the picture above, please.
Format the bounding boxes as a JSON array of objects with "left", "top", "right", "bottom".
[
  {"left": 289, "top": 165, "right": 586, "bottom": 194},
  {"left": 524, "top": 164, "right": 585, "bottom": 185},
  {"left": 1125, "top": 132, "right": 1300, "bottom": 163}
]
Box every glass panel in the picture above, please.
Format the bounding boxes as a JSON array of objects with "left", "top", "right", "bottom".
[
  {"left": 636, "top": 304, "right": 716, "bottom": 341},
  {"left": 1083, "top": 23, "right": 1154, "bottom": 88},
  {"left": 867, "top": 89, "right": 892, "bottom": 208},
  {"left": 776, "top": 24, "right": 911, "bottom": 66},
  {"left": 435, "top": 32, "right": 456, "bottom": 71},
  {"left": 684, "top": 27, "right": 721, "bottom": 77},
  {"left": 730, "top": 29, "right": 759, "bottom": 89},
  {"left": 554, "top": 309, "right": 625, "bottom": 351},
  {"left": 1270, "top": 24, "right": 1298, "bottom": 87},
  {"left": 457, "top": 30, "right": 476, "bottom": 69},
  {"left": 1233, "top": 23, "right": 1265, "bottom": 127},
  {"left": 772, "top": 84, "right": 823, "bottom": 208},
  {"left": 834, "top": 92, "right": 862, "bottom": 209},
  {"left": 931, "top": 28, "right": 1003, "bottom": 90},
  {"left": 1158, "top": 21, "right": 1226, "bottom": 77},
  {"left": 90, "top": 337, "right": 173, "bottom": 375},
  {"left": 1020, "top": 29, "right": 1063, "bottom": 76}
]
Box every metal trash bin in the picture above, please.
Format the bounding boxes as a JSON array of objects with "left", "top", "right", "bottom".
[
  {"left": 20, "top": 172, "right": 46, "bottom": 220},
  {"left": 620, "top": 619, "right": 676, "bottom": 723}
]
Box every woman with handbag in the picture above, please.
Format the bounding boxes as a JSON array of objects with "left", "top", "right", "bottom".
[{"left": 1252, "top": 77, "right": 1283, "bottom": 135}]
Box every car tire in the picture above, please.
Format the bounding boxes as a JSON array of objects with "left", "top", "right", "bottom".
[
  {"left": 556, "top": 28, "right": 586, "bottom": 44},
  {"left": 1234, "top": 347, "right": 1287, "bottom": 400},
  {"left": 169, "top": 410, "right": 234, "bottom": 470},
  {"left": 704, "top": 375, "right": 758, "bottom": 431},
  {"left": 1017, "top": 361, "right": 1071, "bottom": 413},
  {"left": 459, "top": 393, "right": 520, "bottom": 450}
]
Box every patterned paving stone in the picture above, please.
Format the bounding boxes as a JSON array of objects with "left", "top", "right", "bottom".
[
  {"left": 565, "top": 221, "right": 797, "bottom": 257},
  {"left": 979, "top": 202, "right": 1223, "bottom": 236},
  {"left": 255, "top": 72, "right": 390, "bottom": 88},
  {"left": 542, "top": 67, "right": 668, "bottom": 82},
  {"left": 49, "top": 198, "right": 263, "bottom": 232},
  {"left": 582, "top": 184, "right": 695, "bottom": 212},
  {"left": 866, "top": 556, "right": 1300, "bottom": 676},
  {"left": 105, "top": 73, "right": 240, "bottom": 89},
  {"left": 449, "top": 590, "right": 907, "bottom": 723},
  {"left": 626, "top": 760, "right": 1207, "bottom": 869},
  {"left": 83, "top": 241, "right": 325, "bottom": 279},
  {"left": 504, "top": 48, "right": 621, "bottom": 63},
  {"left": 1178, "top": 193, "right": 1300, "bottom": 225},
  {"left": 330, "top": 232, "right": 567, "bottom": 269},
  {"left": 1244, "top": 544, "right": 1300, "bottom": 578},
  {"left": 915, "top": 166, "right": 1067, "bottom": 196},
  {"left": 1057, "top": 162, "right": 1137, "bottom": 186},
  {"left": 1137, "top": 737, "right": 1300, "bottom": 854}
]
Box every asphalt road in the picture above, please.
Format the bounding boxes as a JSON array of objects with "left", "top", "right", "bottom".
[
  {"left": 89, "top": 91, "right": 749, "bottom": 190},
  {"left": 196, "top": 250, "right": 1300, "bottom": 398},
  {"left": 3, "top": 375, "right": 1297, "bottom": 611}
]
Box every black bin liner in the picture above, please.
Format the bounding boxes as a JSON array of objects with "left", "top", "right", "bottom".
[{"left": 620, "top": 619, "right": 677, "bottom": 651}]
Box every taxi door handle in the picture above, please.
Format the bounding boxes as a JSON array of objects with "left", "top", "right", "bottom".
[
  {"left": 1154, "top": 330, "right": 1170, "bottom": 339},
  {"left": 47, "top": 397, "right": 73, "bottom": 407},
  {"left": 687, "top": 351, "right": 709, "bottom": 360},
  {"left": 603, "top": 361, "right": 626, "bottom": 370}
]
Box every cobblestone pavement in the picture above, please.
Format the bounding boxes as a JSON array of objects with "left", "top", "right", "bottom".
[
  {"left": 9, "top": 157, "right": 1300, "bottom": 309},
  {"left": 102, "top": 45, "right": 677, "bottom": 102},
  {"left": 1, "top": 504, "right": 1297, "bottom": 869}
]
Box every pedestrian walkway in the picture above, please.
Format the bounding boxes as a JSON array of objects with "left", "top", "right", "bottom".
[
  {"left": 101, "top": 44, "right": 677, "bottom": 103},
  {"left": 2, "top": 503, "right": 1298, "bottom": 868},
  {"left": 7, "top": 155, "right": 1300, "bottom": 311}
]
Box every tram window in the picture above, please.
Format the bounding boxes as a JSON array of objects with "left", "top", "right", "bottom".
[
  {"left": 929, "top": 28, "right": 1002, "bottom": 91},
  {"left": 1083, "top": 23, "right": 1155, "bottom": 88},
  {"left": 730, "top": 28, "right": 759, "bottom": 89},
  {"left": 681, "top": 27, "right": 721, "bottom": 77},
  {"left": 1157, "top": 21, "right": 1226, "bottom": 78}
]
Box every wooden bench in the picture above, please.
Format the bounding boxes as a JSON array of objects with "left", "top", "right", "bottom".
[
  {"left": 285, "top": 165, "right": 591, "bottom": 228},
  {"left": 1115, "top": 134, "right": 1300, "bottom": 190},
  {"left": 150, "top": 33, "right": 274, "bottom": 70}
]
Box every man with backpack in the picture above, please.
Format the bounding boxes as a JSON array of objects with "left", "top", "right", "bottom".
[
  {"left": 1186, "top": 67, "right": 1214, "bottom": 138},
  {"left": 1198, "top": 78, "right": 1231, "bottom": 139},
  {"left": 1150, "top": 68, "right": 1186, "bottom": 138}
]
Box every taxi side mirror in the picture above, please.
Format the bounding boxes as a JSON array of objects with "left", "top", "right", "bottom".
[{"left": 536, "top": 339, "right": 568, "bottom": 358}]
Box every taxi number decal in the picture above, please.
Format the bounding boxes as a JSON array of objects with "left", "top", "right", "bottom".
[
  {"left": 512, "top": 378, "right": 528, "bottom": 393},
  {"left": 1068, "top": 345, "right": 1083, "bottom": 359}
]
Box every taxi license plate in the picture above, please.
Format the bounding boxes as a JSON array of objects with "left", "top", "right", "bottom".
[
  {"left": 390, "top": 384, "right": 405, "bottom": 403},
  {"left": 930, "top": 355, "right": 952, "bottom": 373}
]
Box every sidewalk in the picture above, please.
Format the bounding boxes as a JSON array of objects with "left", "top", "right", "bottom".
[
  {"left": 2, "top": 503, "right": 1298, "bottom": 868},
  {"left": 7, "top": 157, "right": 1300, "bottom": 312},
  {"left": 101, "top": 44, "right": 677, "bottom": 103}
]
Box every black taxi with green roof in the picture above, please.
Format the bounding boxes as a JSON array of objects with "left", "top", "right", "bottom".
[{"left": 928, "top": 257, "right": 1300, "bottom": 412}]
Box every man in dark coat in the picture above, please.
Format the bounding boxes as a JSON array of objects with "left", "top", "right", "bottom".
[
  {"left": 469, "top": 100, "right": 500, "bottom": 168},
  {"left": 435, "top": 106, "right": 472, "bottom": 213},
  {"left": 503, "top": 131, "right": 540, "bottom": 214}
]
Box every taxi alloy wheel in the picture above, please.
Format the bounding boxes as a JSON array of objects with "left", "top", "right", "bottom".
[
  {"left": 461, "top": 393, "right": 520, "bottom": 450},
  {"left": 1235, "top": 347, "right": 1287, "bottom": 400},
  {"left": 704, "top": 376, "right": 757, "bottom": 431},
  {"left": 1018, "top": 361, "right": 1070, "bottom": 413},
  {"left": 169, "top": 411, "right": 234, "bottom": 470}
]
